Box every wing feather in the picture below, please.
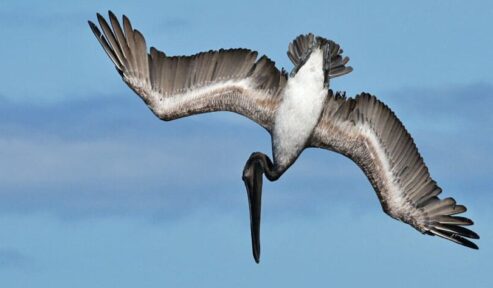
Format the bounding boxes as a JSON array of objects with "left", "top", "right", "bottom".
[
  {"left": 122, "top": 15, "right": 138, "bottom": 77},
  {"left": 88, "top": 21, "right": 122, "bottom": 71},
  {"left": 89, "top": 11, "right": 286, "bottom": 131},
  {"left": 96, "top": 13, "right": 125, "bottom": 69},
  {"left": 108, "top": 11, "right": 131, "bottom": 63},
  {"left": 310, "top": 91, "right": 479, "bottom": 249}
]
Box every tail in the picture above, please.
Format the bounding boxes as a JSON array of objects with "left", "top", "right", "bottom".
[{"left": 287, "top": 33, "right": 353, "bottom": 85}]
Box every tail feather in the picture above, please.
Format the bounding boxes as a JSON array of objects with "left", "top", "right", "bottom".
[{"left": 287, "top": 33, "right": 353, "bottom": 80}]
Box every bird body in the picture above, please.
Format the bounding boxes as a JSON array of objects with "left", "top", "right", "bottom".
[
  {"left": 273, "top": 47, "right": 326, "bottom": 169},
  {"left": 89, "top": 11, "right": 479, "bottom": 263}
]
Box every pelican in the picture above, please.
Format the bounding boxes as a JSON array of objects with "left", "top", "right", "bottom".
[{"left": 88, "top": 11, "right": 479, "bottom": 263}]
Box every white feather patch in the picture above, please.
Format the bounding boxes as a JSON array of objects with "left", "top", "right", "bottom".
[
  {"left": 273, "top": 48, "right": 326, "bottom": 167},
  {"left": 360, "top": 124, "right": 407, "bottom": 217}
]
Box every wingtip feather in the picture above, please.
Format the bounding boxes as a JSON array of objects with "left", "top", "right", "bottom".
[{"left": 431, "top": 229, "right": 479, "bottom": 250}]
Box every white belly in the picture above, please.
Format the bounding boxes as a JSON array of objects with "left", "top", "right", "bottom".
[{"left": 273, "top": 48, "right": 327, "bottom": 167}]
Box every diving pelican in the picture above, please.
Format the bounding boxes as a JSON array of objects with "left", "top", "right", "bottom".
[{"left": 88, "top": 11, "right": 479, "bottom": 263}]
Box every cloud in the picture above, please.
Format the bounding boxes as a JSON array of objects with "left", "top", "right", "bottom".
[
  {"left": 159, "top": 18, "right": 191, "bottom": 30},
  {"left": 388, "top": 82, "right": 493, "bottom": 132},
  {"left": 0, "top": 83, "right": 491, "bottom": 220},
  {"left": 382, "top": 83, "right": 493, "bottom": 186},
  {"left": 0, "top": 94, "right": 272, "bottom": 218},
  {"left": 0, "top": 248, "right": 30, "bottom": 270}
]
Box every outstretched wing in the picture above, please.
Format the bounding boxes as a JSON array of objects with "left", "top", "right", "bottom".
[
  {"left": 88, "top": 11, "right": 287, "bottom": 132},
  {"left": 310, "top": 91, "right": 479, "bottom": 249}
]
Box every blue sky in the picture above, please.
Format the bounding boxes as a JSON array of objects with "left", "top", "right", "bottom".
[{"left": 0, "top": 1, "right": 492, "bottom": 287}]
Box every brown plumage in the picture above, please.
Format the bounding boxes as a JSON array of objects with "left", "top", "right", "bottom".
[
  {"left": 89, "top": 11, "right": 286, "bottom": 131},
  {"left": 88, "top": 11, "right": 478, "bottom": 263},
  {"left": 311, "top": 91, "right": 478, "bottom": 249}
]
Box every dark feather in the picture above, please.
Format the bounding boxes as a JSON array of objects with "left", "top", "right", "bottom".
[
  {"left": 311, "top": 91, "right": 479, "bottom": 250},
  {"left": 89, "top": 11, "right": 287, "bottom": 131},
  {"left": 430, "top": 228, "right": 479, "bottom": 249}
]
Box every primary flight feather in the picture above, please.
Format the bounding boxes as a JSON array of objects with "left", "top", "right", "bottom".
[{"left": 89, "top": 11, "right": 479, "bottom": 263}]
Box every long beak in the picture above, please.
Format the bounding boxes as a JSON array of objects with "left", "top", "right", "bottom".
[{"left": 242, "top": 161, "right": 263, "bottom": 263}]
